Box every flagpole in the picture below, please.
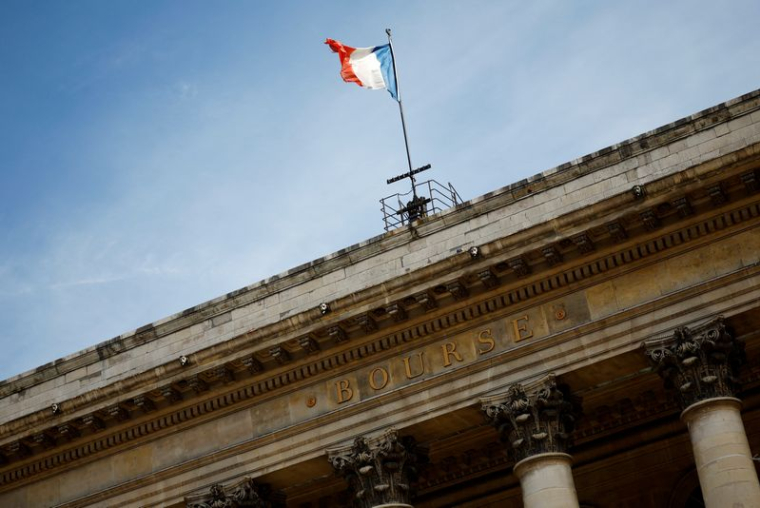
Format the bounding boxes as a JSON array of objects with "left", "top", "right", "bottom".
[{"left": 385, "top": 28, "right": 418, "bottom": 199}]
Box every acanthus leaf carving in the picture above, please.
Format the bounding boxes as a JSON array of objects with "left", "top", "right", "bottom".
[
  {"left": 643, "top": 316, "right": 745, "bottom": 409},
  {"left": 328, "top": 428, "right": 428, "bottom": 508},
  {"left": 481, "top": 374, "right": 580, "bottom": 463}
]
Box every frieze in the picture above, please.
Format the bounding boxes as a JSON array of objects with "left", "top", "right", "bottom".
[{"left": 325, "top": 293, "right": 588, "bottom": 407}]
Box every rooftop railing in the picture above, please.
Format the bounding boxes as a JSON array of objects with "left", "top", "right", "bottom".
[{"left": 380, "top": 179, "right": 463, "bottom": 232}]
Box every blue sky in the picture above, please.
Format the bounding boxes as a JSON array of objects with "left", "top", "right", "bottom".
[{"left": 1, "top": 1, "right": 759, "bottom": 380}]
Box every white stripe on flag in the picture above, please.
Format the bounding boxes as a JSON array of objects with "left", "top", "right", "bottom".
[{"left": 349, "top": 50, "right": 387, "bottom": 90}]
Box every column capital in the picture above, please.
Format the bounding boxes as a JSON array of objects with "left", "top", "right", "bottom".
[
  {"left": 185, "top": 477, "right": 285, "bottom": 508},
  {"left": 328, "top": 428, "right": 428, "bottom": 508},
  {"left": 643, "top": 316, "right": 745, "bottom": 410},
  {"left": 481, "top": 374, "right": 580, "bottom": 463}
]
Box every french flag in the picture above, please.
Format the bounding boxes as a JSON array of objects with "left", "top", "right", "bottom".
[{"left": 325, "top": 38, "right": 398, "bottom": 100}]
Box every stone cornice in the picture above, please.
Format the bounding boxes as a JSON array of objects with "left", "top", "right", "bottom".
[
  {"left": 2, "top": 89, "right": 759, "bottom": 403},
  {"left": 1, "top": 157, "right": 760, "bottom": 490},
  {"left": 4, "top": 145, "right": 759, "bottom": 432}
]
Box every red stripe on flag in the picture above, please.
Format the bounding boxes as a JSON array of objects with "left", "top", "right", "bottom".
[{"left": 325, "top": 39, "right": 363, "bottom": 87}]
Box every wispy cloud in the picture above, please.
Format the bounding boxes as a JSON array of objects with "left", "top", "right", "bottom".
[
  {"left": 49, "top": 274, "right": 130, "bottom": 289},
  {"left": 2, "top": 0, "right": 760, "bottom": 380}
]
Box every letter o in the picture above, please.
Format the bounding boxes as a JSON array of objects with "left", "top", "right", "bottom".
[{"left": 368, "top": 367, "right": 390, "bottom": 390}]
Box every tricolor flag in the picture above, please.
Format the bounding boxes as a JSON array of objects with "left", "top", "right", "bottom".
[{"left": 325, "top": 38, "right": 398, "bottom": 100}]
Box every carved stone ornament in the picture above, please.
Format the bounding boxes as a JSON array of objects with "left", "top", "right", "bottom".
[
  {"left": 606, "top": 221, "right": 627, "bottom": 242},
  {"left": 481, "top": 374, "right": 579, "bottom": 463},
  {"left": 643, "top": 316, "right": 745, "bottom": 409},
  {"left": 413, "top": 291, "right": 437, "bottom": 311},
  {"left": 541, "top": 246, "right": 563, "bottom": 266},
  {"left": 741, "top": 170, "right": 759, "bottom": 194},
  {"left": 327, "top": 428, "right": 428, "bottom": 508},
  {"left": 508, "top": 257, "right": 530, "bottom": 277},
  {"left": 572, "top": 233, "right": 595, "bottom": 254},
  {"left": 185, "top": 477, "right": 284, "bottom": 508}
]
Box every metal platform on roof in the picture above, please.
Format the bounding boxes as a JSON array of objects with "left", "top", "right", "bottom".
[{"left": 380, "top": 179, "right": 463, "bottom": 232}]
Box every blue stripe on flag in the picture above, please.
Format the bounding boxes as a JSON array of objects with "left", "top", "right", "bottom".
[{"left": 373, "top": 45, "right": 397, "bottom": 100}]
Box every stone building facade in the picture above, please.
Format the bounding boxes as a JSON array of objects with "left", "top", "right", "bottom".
[{"left": 2, "top": 90, "right": 760, "bottom": 507}]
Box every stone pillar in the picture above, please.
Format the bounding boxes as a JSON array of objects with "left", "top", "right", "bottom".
[
  {"left": 481, "top": 374, "right": 581, "bottom": 508},
  {"left": 645, "top": 316, "right": 760, "bottom": 508},
  {"left": 328, "top": 428, "right": 428, "bottom": 508}
]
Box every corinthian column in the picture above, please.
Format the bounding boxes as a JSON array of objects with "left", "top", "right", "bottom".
[
  {"left": 481, "top": 374, "right": 581, "bottom": 508},
  {"left": 328, "top": 428, "right": 428, "bottom": 508},
  {"left": 645, "top": 316, "right": 760, "bottom": 508}
]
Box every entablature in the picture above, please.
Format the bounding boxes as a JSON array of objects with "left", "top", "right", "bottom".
[{"left": 2, "top": 144, "right": 760, "bottom": 496}]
